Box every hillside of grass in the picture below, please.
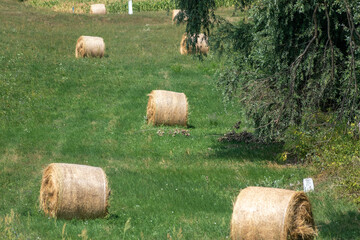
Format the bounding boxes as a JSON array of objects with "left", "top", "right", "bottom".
[{"left": 0, "top": 0, "right": 359, "bottom": 239}]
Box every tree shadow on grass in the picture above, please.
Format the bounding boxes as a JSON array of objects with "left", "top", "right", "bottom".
[
  {"left": 208, "top": 141, "right": 284, "bottom": 163},
  {"left": 317, "top": 210, "right": 360, "bottom": 239},
  {"left": 107, "top": 213, "right": 120, "bottom": 220}
]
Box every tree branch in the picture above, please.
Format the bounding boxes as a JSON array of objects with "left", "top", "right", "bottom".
[
  {"left": 275, "top": 5, "right": 319, "bottom": 125},
  {"left": 324, "top": 1, "right": 334, "bottom": 81},
  {"left": 344, "top": 0, "right": 358, "bottom": 115}
]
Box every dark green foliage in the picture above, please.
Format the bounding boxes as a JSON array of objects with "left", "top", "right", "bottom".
[
  {"left": 176, "top": 0, "right": 215, "bottom": 35},
  {"left": 233, "top": 0, "right": 253, "bottom": 11},
  {"left": 213, "top": 0, "right": 360, "bottom": 140},
  {"left": 213, "top": 0, "right": 360, "bottom": 201},
  {"left": 178, "top": 0, "right": 360, "bottom": 202},
  {"left": 283, "top": 113, "right": 360, "bottom": 203}
]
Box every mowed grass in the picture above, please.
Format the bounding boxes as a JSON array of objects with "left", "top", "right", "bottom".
[{"left": 0, "top": 0, "right": 359, "bottom": 239}]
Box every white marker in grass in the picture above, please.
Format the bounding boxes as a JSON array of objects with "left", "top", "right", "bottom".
[
  {"left": 128, "top": 0, "right": 133, "bottom": 15},
  {"left": 303, "top": 178, "right": 314, "bottom": 192}
]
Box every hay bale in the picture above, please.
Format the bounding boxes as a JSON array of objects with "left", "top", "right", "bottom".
[
  {"left": 90, "top": 4, "right": 106, "bottom": 14},
  {"left": 75, "top": 36, "right": 105, "bottom": 58},
  {"left": 147, "top": 90, "right": 188, "bottom": 126},
  {"left": 231, "top": 187, "right": 316, "bottom": 240},
  {"left": 180, "top": 33, "right": 209, "bottom": 55},
  {"left": 172, "top": 9, "right": 187, "bottom": 23},
  {"left": 172, "top": 9, "right": 181, "bottom": 22},
  {"left": 179, "top": 34, "right": 188, "bottom": 55},
  {"left": 40, "top": 163, "right": 109, "bottom": 219}
]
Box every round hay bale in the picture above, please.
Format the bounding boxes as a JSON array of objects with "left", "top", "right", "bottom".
[
  {"left": 75, "top": 36, "right": 105, "bottom": 58},
  {"left": 40, "top": 163, "right": 109, "bottom": 219},
  {"left": 172, "top": 9, "right": 187, "bottom": 23},
  {"left": 180, "top": 33, "right": 209, "bottom": 55},
  {"left": 180, "top": 34, "right": 189, "bottom": 55},
  {"left": 90, "top": 4, "right": 106, "bottom": 14},
  {"left": 231, "top": 187, "right": 316, "bottom": 240},
  {"left": 172, "top": 9, "right": 181, "bottom": 22},
  {"left": 147, "top": 90, "right": 188, "bottom": 126}
]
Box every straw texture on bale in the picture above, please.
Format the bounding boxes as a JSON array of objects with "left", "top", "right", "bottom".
[
  {"left": 231, "top": 187, "right": 316, "bottom": 240},
  {"left": 147, "top": 90, "right": 188, "bottom": 126},
  {"left": 180, "top": 33, "right": 209, "bottom": 55},
  {"left": 40, "top": 163, "right": 109, "bottom": 219},
  {"left": 90, "top": 4, "right": 106, "bottom": 14},
  {"left": 75, "top": 36, "right": 105, "bottom": 58}
]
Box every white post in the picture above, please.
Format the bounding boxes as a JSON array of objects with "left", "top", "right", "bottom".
[
  {"left": 303, "top": 178, "right": 314, "bottom": 192},
  {"left": 128, "top": 0, "right": 133, "bottom": 15}
]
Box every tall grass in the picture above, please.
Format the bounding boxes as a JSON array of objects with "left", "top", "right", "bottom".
[{"left": 0, "top": 0, "right": 359, "bottom": 239}]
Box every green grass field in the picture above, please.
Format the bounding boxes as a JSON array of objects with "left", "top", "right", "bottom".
[{"left": 0, "top": 0, "right": 359, "bottom": 239}]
